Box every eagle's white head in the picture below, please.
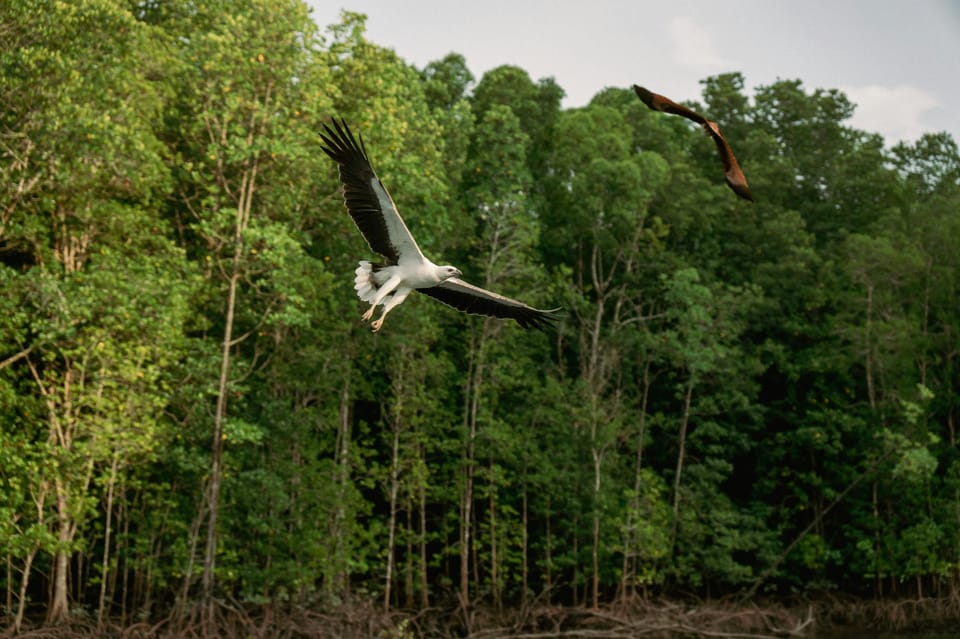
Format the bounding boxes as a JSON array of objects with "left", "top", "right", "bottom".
[{"left": 439, "top": 265, "right": 462, "bottom": 281}]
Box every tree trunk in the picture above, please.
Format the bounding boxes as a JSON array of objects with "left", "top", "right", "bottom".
[
  {"left": 26, "top": 357, "right": 76, "bottom": 624},
  {"left": 572, "top": 514, "right": 580, "bottom": 606},
  {"left": 591, "top": 443, "right": 602, "bottom": 609},
  {"left": 460, "top": 322, "right": 490, "bottom": 611},
  {"left": 873, "top": 478, "right": 881, "bottom": 597},
  {"left": 488, "top": 457, "right": 500, "bottom": 611},
  {"left": 11, "top": 471, "right": 47, "bottom": 632},
  {"left": 48, "top": 486, "right": 71, "bottom": 623},
  {"left": 622, "top": 360, "right": 652, "bottom": 600},
  {"left": 544, "top": 497, "right": 552, "bottom": 605},
  {"left": 202, "top": 266, "right": 239, "bottom": 618},
  {"left": 460, "top": 400, "right": 476, "bottom": 611},
  {"left": 118, "top": 497, "right": 130, "bottom": 622},
  {"left": 404, "top": 505, "right": 415, "bottom": 608},
  {"left": 202, "top": 133, "right": 260, "bottom": 623},
  {"left": 97, "top": 456, "right": 120, "bottom": 624},
  {"left": 384, "top": 426, "right": 401, "bottom": 611},
  {"left": 671, "top": 378, "right": 695, "bottom": 551},
  {"left": 332, "top": 375, "right": 352, "bottom": 593},
  {"left": 176, "top": 489, "right": 205, "bottom": 615},
  {"left": 12, "top": 547, "right": 37, "bottom": 633},
  {"left": 521, "top": 476, "right": 529, "bottom": 610},
  {"left": 864, "top": 284, "right": 876, "bottom": 410},
  {"left": 418, "top": 447, "right": 429, "bottom": 609}
]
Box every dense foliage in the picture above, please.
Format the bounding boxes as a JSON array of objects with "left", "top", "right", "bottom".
[{"left": 3, "top": 0, "right": 960, "bottom": 628}]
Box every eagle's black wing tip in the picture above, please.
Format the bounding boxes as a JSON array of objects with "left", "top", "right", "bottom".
[
  {"left": 519, "top": 307, "right": 563, "bottom": 332},
  {"left": 319, "top": 119, "right": 348, "bottom": 159},
  {"left": 319, "top": 117, "right": 369, "bottom": 160}
]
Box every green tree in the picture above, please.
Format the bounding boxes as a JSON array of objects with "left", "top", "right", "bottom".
[
  {"left": 421, "top": 53, "right": 474, "bottom": 112},
  {"left": 455, "top": 104, "right": 539, "bottom": 609},
  {"left": 157, "top": 0, "right": 331, "bottom": 619},
  {"left": 0, "top": 0, "right": 185, "bottom": 623},
  {"left": 546, "top": 100, "right": 672, "bottom": 605}
]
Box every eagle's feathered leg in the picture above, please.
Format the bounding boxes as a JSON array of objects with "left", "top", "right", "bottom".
[
  {"left": 371, "top": 287, "right": 411, "bottom": 332},
  {"left": 361, "top": 272, "right": 403, "bottom": 322}
]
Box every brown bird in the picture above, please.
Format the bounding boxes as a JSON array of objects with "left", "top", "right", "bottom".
[{"left": 633, "top": 85, "right": 753, "bottom": 202}]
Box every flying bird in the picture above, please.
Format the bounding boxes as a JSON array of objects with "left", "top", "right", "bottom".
[
  {"left": 319, "top": 118, "right": 558, "bottom": 332},
  {"left": 633, "top": 85, "right": 753, "bottom": 202}
]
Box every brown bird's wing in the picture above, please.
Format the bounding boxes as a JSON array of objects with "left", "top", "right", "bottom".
[
  {"left": 706, "top": 124, "right": 754, "bottom": 202},
  {"left": 634, "top": 85, "right": 708, "bottom": 126},
  {"left": 633, "top": 85, "right": 753, "bottom": 202}
]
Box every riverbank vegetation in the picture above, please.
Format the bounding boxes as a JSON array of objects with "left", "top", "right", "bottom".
[{"left": 2, "top": 0, "right": 960, "bottom": 635}]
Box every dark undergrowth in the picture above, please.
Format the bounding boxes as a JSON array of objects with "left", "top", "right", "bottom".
[{"left": 813, "top": 591, "right": 960, "bottom": 634}]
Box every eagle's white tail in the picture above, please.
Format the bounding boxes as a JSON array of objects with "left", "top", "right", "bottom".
[{"left": 354, "top": 261, "right": 379, "bottom": 304}]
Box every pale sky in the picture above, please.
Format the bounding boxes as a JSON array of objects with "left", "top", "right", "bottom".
[{"left": 307, "top": 0, "right": 960, "bottom": 146}]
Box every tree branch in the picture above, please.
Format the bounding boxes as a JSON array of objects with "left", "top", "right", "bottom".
[{"left": 0, "top": 345, "right": 33, "bottom": 370}]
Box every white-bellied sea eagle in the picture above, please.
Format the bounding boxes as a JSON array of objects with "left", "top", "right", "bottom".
[
  {"left": 319, "top": 119, "right": 559, "bottom": 332},
  {"left": 634, "top": 85, "right": 753, "bottom": 202}
]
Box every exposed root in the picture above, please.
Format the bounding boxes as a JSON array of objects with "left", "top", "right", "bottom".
[
  {"left": 9, "top": 594, "right": 960, "bottom": 639},
  {"left": 465, "top": 599, "right": 814, "bottom": 639},
  {"left": 815, "top": 591, "right": 960, "bottom": 633}
]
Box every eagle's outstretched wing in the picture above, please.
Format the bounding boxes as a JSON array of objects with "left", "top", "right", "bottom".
[
  {"left": 319, "top": 119, "right": 426, "bottom": 264},
  {"left": 420, "top": 278, "right": 560, "bottom": 331},
  {"left": 634, "top": 85, "right": 753, "bottom": 202}
]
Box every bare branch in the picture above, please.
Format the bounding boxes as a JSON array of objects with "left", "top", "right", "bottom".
[{"left": 0, "top": 345, "right": 33, "bottom": 370}]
